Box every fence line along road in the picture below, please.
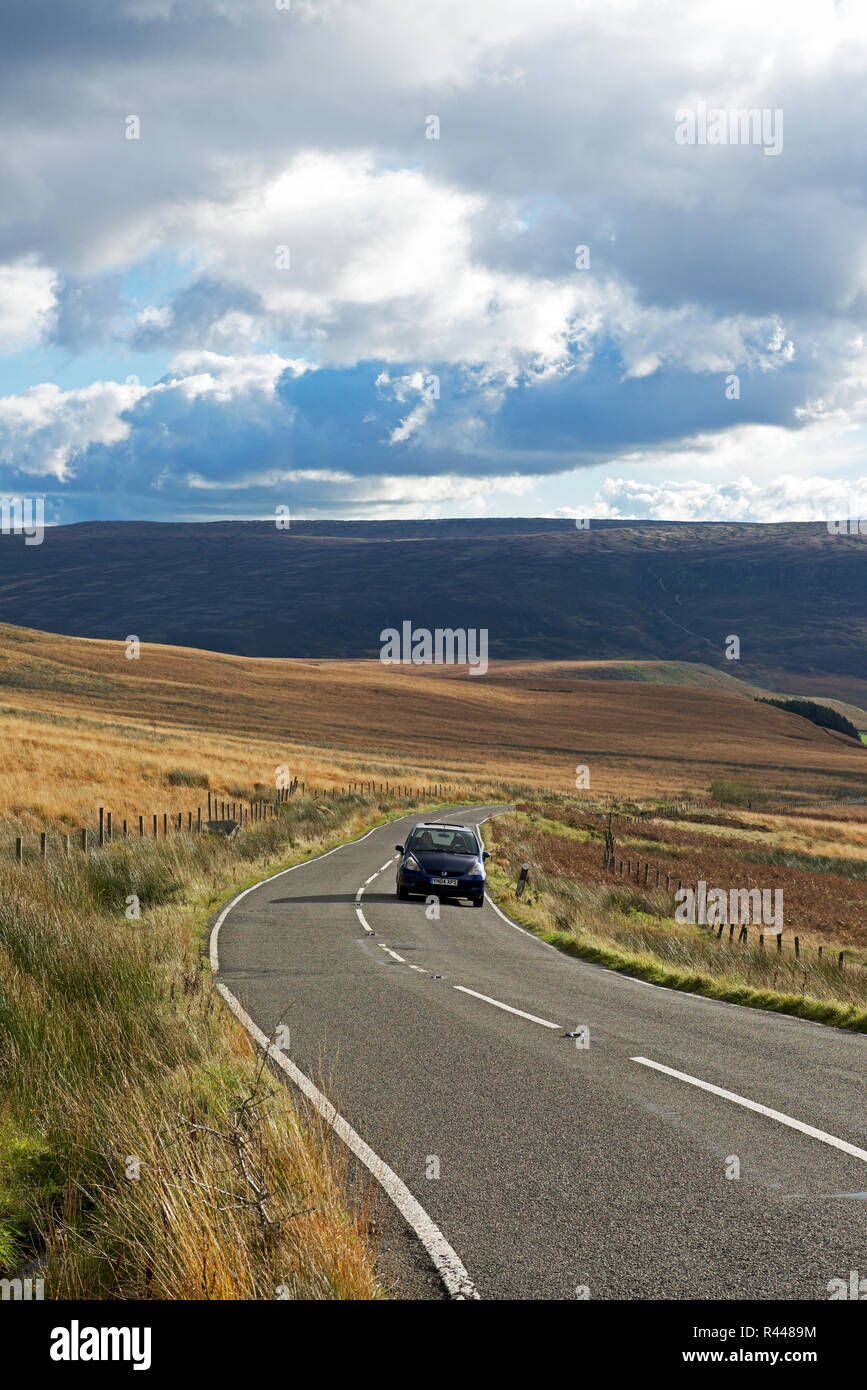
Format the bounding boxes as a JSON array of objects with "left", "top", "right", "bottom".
[{"left": 6, "top": 781, "right": 463, "bottom": 862}]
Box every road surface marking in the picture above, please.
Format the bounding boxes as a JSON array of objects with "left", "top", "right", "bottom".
[
  {"left": 214, "top": 983, "right": 479, "bottom": 1299},
  {"left": 453, "top": 985, "right": 561, "bottom": 1030},
  {"left": 484, "top": 893, "right": 560, "bottom": 952},
  {"left": 355, "top": 900, "right": 375, "bottom": 934},
  {"left": 209, "top": 823, "right": 382, "bottom": 973},
  {"left": 378, "top": 942, "right": 406, "bottom": 963},
  {"left": 632, "top": 1057, "right": 867, "bottom": 1164},
  {"left": 209, "top": 812, "right": 483, "bottom": 1301}
]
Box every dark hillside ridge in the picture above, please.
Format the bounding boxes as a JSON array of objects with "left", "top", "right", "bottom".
[{"left": 0, "top": 519, "right": 863, "bottom": 678}]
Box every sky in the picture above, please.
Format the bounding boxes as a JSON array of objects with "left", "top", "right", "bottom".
[{"left": 1, "top": 0, "right": 867, "bottom": 524}]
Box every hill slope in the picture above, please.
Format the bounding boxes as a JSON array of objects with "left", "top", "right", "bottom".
[
  {"left": 0, "top": 623, "right": 864, "bottom": 825},
  {"left": 0, "top": 520, "right": 863, "bottom": 686}
]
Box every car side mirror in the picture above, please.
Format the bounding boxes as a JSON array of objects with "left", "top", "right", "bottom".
[
  {"left": 395, "top": 844, "right": 404, "bottom": 853},
  {"left": 483, "top": 851, "right": 491, "bottom": 860}
]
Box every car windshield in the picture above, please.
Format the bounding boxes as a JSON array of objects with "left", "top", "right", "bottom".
[{"left": 409, "top": 828, "right": 478, "bottom": 856}]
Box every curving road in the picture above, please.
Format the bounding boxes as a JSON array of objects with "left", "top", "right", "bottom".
[{"left": 211, "top": 804, "right": 867, "bottom": 1301}]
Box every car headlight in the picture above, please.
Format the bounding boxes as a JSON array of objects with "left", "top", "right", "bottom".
[
  {"left": 403, "top": 853, "right": 423, "bottom": 872},
  {"left": 465, "top": 860, "right": 485, "bottom": 877}
]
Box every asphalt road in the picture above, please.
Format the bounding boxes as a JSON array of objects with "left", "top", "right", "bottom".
[{"left": 213, "top": 804, "right": 867, "bottom": 1301}]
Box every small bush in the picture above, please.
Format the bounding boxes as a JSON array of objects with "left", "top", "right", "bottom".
[
  {"left": 709, "top": 778, "right": 769, "bottom": 808},
  {"left": 166, "top": 768, "right": 210, "bottom": 788}
]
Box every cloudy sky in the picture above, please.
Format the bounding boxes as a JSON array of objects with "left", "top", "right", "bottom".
[{"left": 1, "top": 0, "right": 867, "bottom": 523}]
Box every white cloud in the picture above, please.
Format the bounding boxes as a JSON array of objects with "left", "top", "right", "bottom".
[
  {"left": 0, "top": 379, "right": 145, "bottom": 480},
  {"left": 135, "top": 304, "right": 173, "bottom": 330},
  {"left": 0, "top": 260, "right": 57, "bottom": 353},
  {"left": 0, "top": 350, "right": 307, "bottom": 480},
  {"left": 163, "top": 349, "right": 308, "bottom": 399},
  {"left": 593, "top": 474, "right": 867, "bottom": 522},
  {"left": 2, "top": 0, "right": 867, "bottom": 518}
]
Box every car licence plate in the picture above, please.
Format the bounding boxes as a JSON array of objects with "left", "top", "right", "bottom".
[{"left": 430, "top": 877, "right": 458, "bottom": 886}]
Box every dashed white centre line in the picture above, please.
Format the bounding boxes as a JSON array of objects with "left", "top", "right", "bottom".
[
  {"left": 378, "top": 943, "right": 406, "bottom": 963},
  {"left": 632, "top": 1056, "right": 867, "bottom": 1164},
  {"left": 452, "top": 985, "right": 561, "bottom": 1030},
  {"left": 358, "top": 813, "right": 565, "bottom": 1028}
]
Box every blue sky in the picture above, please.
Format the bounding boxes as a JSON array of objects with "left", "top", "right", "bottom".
[{"left": 0, "top": 0, "right": 866, "bottom": 523}]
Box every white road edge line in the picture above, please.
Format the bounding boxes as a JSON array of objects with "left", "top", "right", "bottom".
[
  {"left": 474, "top": 816, "right": 561, "bottom": 955},
  {"left": 215, "top": 983, "right": 479, "bottom": 1299},
  {"left": 483, "top": 892, "right": 560, "bottom": 953},
  {"left": 632, "top": 1057, "right": 867, "bottom": 1164},
  {"left": 453, "top": 985, "right": 561, "bottom": 1030},
  {"left": 210, "top": 813, "right": 481, "bottom": 1300}
]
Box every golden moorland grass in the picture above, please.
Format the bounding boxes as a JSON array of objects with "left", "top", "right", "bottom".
[
  {"left": 1, "top": 623, "right": 865, "bottom": 829},
  {"left": 0, "top": 794, "right": 412, "bottom": 1298},
  {"left": 1, "top": 619, "right": 865, "bottom": 1297}
]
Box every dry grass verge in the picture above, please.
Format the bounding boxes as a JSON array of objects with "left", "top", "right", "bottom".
[
  {"left": 0, "top": 792, "right": 430, "bottom": 1299},
  {"left": 486, "top": 807, "right": 867, "bottom": 1032}
]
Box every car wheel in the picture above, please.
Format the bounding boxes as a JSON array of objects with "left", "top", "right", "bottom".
[
  {"left": 472, "top": 895, "right": 484, "bottom": 908},
  {"left": 397, "top": 885, "right": 409, "bottom": 901}
]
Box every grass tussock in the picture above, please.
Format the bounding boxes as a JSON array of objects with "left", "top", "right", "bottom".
[
  {"left": 0, "top": 791, "right": 424, "bottom": 1299},
  {"left": 166, "top": 768, "right": 210, "bottom": 789}
]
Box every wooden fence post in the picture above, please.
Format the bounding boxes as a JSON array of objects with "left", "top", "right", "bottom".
[
  {"left": 107, "top": 811, "right": 113, "bottom": 842},
  {"left": 99, "top": 807, "right": 105, "bottom": 847},
  {"left": 81, "top": 828, "right": 88, "bottom": 853},
  {"left": 40, "top": 832, "right": 47, "bottom": 859},
  {"left": 16, "top": 836, "right": 22, "bottom": 864}
]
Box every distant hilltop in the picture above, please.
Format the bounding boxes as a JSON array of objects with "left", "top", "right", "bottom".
[{"left": 0, "top": 520, "right": 863, "bottom": 693}]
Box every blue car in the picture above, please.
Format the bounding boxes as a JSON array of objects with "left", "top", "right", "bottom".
[{"left": 395, "top": 822, "right": 491, "bottom": 908}]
